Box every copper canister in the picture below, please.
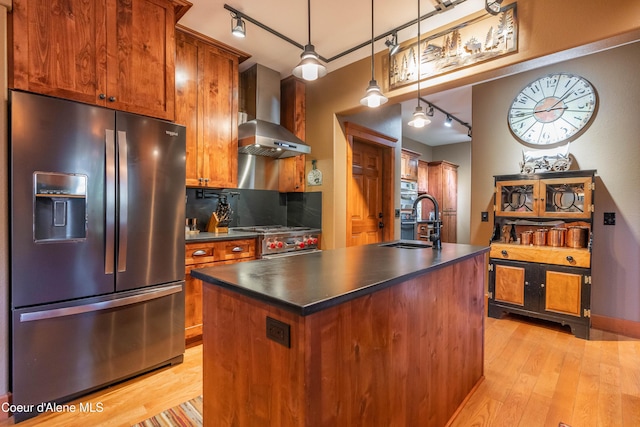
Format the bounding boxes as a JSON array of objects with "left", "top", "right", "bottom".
[
  {"left": 548, "top": 227, "right": 567, "bottom": 247},
  {"left": 533, "top": 229, "right": 548, "bottom": 246},
  {"left": 520, "top": 231, "right": 534, "bottom": 245},
  {"left": 567, "top": 226, "right": 589, "bottom": 248}
]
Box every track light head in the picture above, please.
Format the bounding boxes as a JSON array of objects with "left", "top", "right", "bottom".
[
  {"left": 444, "top": 116, "right": 453, "bottom": 127},
  {"left": 426, "top": 105, "right": 434, "bottom": 117},
  {"left": 231, "top": 14, "right": 246, "bottom": 38},
  {"left": 485, "top": 0, "right": 503, "bottom": 15},
  {"left": 385, "top": 33, "right": 400, "bottom": 55}
]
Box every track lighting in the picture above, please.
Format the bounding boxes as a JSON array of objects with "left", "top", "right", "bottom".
[
  {"left": 444, "top": 116, "right": 453, "bottom": 127},
  {"left": 361, "top": 0, "right": 387, "bottom": 108},
  {"left": 467, "top": 128, "right": 472, "bottom": 138},
  {"left": 231, "top": 14, "right": 246, "bottom": 38},
  {"left": 385, "top": 32, "right": 400, "bottom": 55},
  {"left": 485, "top": 0, "right": 503, "bottom": 15},
  {"left": 292, "top": 0, "right": 327, "bottom": 81}
]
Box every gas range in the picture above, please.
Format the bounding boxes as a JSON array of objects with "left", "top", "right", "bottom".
[{"left": 232, "top": 225, "right": 321, "bottom": 258}]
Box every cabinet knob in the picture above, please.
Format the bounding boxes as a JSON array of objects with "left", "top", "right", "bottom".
[
  {"left": 566, "top": 256, "right": 574, "bottom": 263},
  {"left": 204, "top": 178, "right": 210, "bottom": 183},
  {"left": 541, "top": 283, "right": 545, "bottom": 288},
  {"left": 99, "top": 93, "right": 106, "bottom": 100},
  {"left": 501, "top": 250, "right": 508, "bottom": 256},
  {"left": 198, "top": 178, "right": 204, "bottom": 183},
  {"left": 108, "top": 96, "right": 116, "bottom": 102},
  {"left": 525, "top": 281, "right": 529, "bottom": 286}
]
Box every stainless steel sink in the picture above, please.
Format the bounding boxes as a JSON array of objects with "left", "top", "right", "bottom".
[{"left": 380, "top": 241, "right": 432, "bottom": 249}]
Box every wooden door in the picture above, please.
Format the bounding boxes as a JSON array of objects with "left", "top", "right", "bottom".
[
  {"left": 349, "top": 140, "right": 384, "bottom": 246},
  {"left": 11, "top": 0, "right": 106, "bottom": 105},
  {"left": 106, "top": 0, "right": 176, "bottom": 120}
]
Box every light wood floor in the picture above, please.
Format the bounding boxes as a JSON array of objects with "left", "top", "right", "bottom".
[{"left": 2, "top": 316, "right": 639, "bottom": 426}]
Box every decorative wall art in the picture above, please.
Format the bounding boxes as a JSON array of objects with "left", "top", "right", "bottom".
[{"left": 387, "top": 2, "right": 518, "bottom": 90}]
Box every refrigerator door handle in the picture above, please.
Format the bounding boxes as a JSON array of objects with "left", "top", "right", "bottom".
[
  {"left": 117, "top": 130, "right": 128, "bottom": 272},
  {"left": 19, "top": 284, "right": 183, "bottom": 322},
  {"left": 105, "top": 129, "right": 116, "bottom": 274}
]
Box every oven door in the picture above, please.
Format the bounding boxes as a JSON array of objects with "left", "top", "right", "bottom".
[{"left": 262, "top": 249, "right": 321, "bottom": 259}]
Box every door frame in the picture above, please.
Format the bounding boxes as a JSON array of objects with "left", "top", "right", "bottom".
[{"left": 344, "top": 122, "right": 397, "bottom": 245}]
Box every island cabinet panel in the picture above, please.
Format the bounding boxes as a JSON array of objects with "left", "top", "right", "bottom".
[
  {"left": 11, "top": 0, "right": 179, "bottom": 120},
  {"left": 202, "top": 253, "right": 486, "bottom": 427}
]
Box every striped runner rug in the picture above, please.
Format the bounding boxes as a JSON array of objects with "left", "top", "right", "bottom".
[{"left": 132, "top": 395, "right": 202, "bottom": 427}]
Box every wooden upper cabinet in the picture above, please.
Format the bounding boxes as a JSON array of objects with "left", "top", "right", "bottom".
[
  {"left": 279, "top": 76, "right": 306, "bottom": 193},
  {"left": 11, "top": 0, "right": 180, "bottom": 121},
  {"left": 401, "top": 149, "right": 420, "bottom": 181},
  {"left": 417, "top": 160, "right": 429, "bottom": 193},
  {"left": 176, "top": 27, "right": 247, "bottom": 188}
]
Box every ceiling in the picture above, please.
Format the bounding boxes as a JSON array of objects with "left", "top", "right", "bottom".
[{"left": 179, "top": 0, "right": 487, "bottom": 146}]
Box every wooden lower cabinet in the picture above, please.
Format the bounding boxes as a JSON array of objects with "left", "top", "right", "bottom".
[
  {"left": 488, "top": 257, "right": 591, "bottom": 339},
  {"left": 184, "top": 239, "right": 256, "bottom": 343}
]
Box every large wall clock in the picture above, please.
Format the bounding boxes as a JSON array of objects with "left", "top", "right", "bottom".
[{"left": 508, "top": 73, "right": 597, "bottom": 145}]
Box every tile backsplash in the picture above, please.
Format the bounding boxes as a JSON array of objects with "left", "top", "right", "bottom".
[{"left": 185, "top": 188, "right": 321, "bottom": 231}]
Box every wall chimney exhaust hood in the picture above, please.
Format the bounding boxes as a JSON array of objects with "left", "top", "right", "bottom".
[{"left": 238, "top": 64, "right": 311, "bottom": 159}]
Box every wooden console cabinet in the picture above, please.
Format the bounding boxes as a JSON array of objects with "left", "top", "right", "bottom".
[
  {"left": 488, "top": 170, "right": 596, "bottom": 339},
  {"left": 184, "top": 238, "right": 256, "bottom": 343},
  {"left": 10, "top": 0, "right": 189, "bottom": 120}
]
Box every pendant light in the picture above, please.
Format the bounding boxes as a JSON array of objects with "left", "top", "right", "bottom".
[
  {"left": 360, "top": 0, "right": 388, "bottom": 108},
  {"left": 292, "top": 0, "right": 327, "bottom": 81},
  {"left": 408, "top": 0, "right": 430, "bottom": 128}
]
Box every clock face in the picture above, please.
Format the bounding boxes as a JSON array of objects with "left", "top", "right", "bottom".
[{"left": 508, "top": 73, "right": 597, "bottom": 145}]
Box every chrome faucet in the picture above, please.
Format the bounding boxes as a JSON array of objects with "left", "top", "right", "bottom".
[{"left": 412, "top": 193, "right": 442, "bottom": 249}]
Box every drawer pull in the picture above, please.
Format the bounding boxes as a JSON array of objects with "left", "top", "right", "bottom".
[
  {"left": 566, "top": 256, "right": 574, "bottom": 263},
  {"left": 192, "top": 249, "right": 208, "bottom": 256},
  {"left": 501, "top": 250, "right": 508, "bottom": 256},
  {"left": 232, "top": 246, "right": 243, "bottom": 252}
]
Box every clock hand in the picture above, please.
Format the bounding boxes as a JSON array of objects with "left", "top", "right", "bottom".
[{"left": 533, "top": 106, "right": 568, "bottom": 114}]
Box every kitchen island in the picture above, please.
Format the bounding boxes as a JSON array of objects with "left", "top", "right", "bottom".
[{"left": 192, "top": 241, "right": 488, "bottom": 427}]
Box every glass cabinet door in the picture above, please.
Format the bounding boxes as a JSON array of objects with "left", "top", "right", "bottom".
[
  {"left": 539, "top": 177, "right": 593, "bottom": 219},
  {"left": 495, "top": 180, "right": 539, "bottom": 217}
]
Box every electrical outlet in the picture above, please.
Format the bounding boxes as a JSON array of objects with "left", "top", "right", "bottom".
[
  {"left": 481, "top": 211, "right": 489, "bottom": 222},
  {"left": 266, "top": 316, "right": 290, "bottom": 348},
  {"left": 395, "top": 209, "right": 400, "bottom": 218},
  {"left": 604, "top": 212, "right": 616, "bottom": 225}
]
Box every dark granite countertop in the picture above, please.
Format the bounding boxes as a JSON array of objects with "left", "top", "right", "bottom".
[
  {"left": 191, "top": 241, "right": 489, "bottom": 316},
  {"left": 185, "top": 230, "right": 260, "bottom": 242}
]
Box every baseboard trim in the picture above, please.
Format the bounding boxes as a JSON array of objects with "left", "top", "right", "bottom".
[
  {"left": 592, "top": 314, "right": 640, "bottom": 339},
  {"left": 0, "top": 392, "right": 11, "bottom": 420}
]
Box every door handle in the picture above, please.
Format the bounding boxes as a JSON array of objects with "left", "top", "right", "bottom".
[
  {"left": 232, "top": 246, "right": 244, "bottom": 252},
  {"left": 192, "top": 250, "right": 208, "bottom": 256},
  {"left": 378, "top": 221, "right": 384, "bottom": 229}
]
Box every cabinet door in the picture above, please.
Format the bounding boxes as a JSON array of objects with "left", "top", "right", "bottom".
[
  {"left": 539, "top": 177, "right": 593, "bottom": 219},
  {"left": 491, "top": 259, "right": 540, "bottom": 312},
  {"left": 11, "top": 0, "right": 105, "bottom": 105},
  {"left": 175, "top": 31, "right": 200, "bottom": 187},
  {"left": 279, "top": 155, "right": 306, "bottom": 192},
  {"left": 543, "top": 266, "right": 588, "bottom": 318},
  {"left": 198, "top": 42, "right": 239, "bottom": 188},
  {"left": 443, "top": 163, "right": 458, "bottom": 211},
  {"left": 105, "top": 0, "right": 176, "bottom": 120},
  {"left": 495, "top": 180, "right": 539, "bottom": 217},
  {"left": 441, "top": 212, "right": 457, "bottom": 243},
  {"left": 417, "top": 161, "right": 429, "bottom": 193},
  {"left": 184, "top": 262, "right": 211, "bottom": 342}
]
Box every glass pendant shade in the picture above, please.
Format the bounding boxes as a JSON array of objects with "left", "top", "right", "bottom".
[
  {"left": 360, "top": 79, "right": 388, "bottom": 108},
  {"left": 408, "top": 106, "right": 431, "bottom": 128},
  {"left": 292, "top": 44, "right": 327, "bottom": 81}
]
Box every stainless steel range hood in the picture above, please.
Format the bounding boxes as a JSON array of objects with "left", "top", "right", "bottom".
[{"left": 238, "top": 64, "right": 311, "bottom": 159}]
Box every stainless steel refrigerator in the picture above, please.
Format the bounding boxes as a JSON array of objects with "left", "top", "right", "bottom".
[{"left": 9, "top": 91, "right": 186, "bottom": 421}]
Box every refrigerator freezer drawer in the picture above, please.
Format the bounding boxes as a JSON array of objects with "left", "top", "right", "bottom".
[{"left": 11, "top": 283, "right": 185, "bottom": 421}]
